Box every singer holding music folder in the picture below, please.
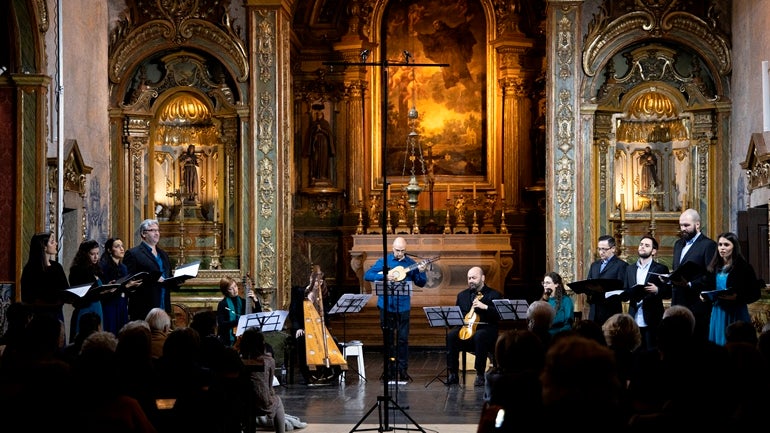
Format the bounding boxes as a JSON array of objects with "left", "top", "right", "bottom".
[
  {"left": 123, "top": 219, "right": 174, "bottom": 321},
  {"left": 364, "top": 236, "right": 428, "bottom": 383},
  {"left": 585, "top": 235, "right": 628, "bottom": 326},
  {"left": 445, "top": 266, "right": 501, "bottom": 387}
]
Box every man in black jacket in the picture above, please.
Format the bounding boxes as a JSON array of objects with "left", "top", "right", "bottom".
[
  {"left": 123, "top": 218, "right": 175, "bottom": 321},
  {"left": 586, "top": 235, "right": 628, "bottom": 326},
  {"left": 671, "top": 208, "right": 717, "bottom": 341}
]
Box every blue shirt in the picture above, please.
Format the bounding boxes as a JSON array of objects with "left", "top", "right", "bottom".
[{"left": 364, "top": 253, "right": 427, "bottom": 312}]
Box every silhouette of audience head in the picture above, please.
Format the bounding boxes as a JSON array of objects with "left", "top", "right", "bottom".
[{"left": 602, "top": 313, "right": 641, "bottom": 352}]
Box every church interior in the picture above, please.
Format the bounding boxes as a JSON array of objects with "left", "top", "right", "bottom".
[{"left": 2, "top": 0, "right": 770, "bottom": 346}]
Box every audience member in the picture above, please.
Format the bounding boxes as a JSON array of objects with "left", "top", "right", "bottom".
[
  {"left": 624, "top": 235, "right": 669, "bottom": 352},
  {"left": 20, "top": 231, "right": 69, "bottom": 322},
  {"left": 115, "top": 320, "right": 160, "bottom": 426},
  {"left": 445, "top": 266, "right": 501, "bottom": 386},
  {"left": 704, "top": 232, "right": 761, "bottom": 345},
  {"left": 526, "top": 300, "right": 555, "bottom": 347},
  {"left": 190, "top": 309, "right": 227, "bottom": 372},
  {"left": 541, "top": 335, "right": 625, "bottom": 432},
  {"left": 145, "top": 307, "right": 171, "bottom": 359},
  {"left": 74, "top": 330, "right": 158, "bottom": 433},
  {"left": 601, "top": 313, "right": 640, "bottom": 388},
  {"left": 62, "top": 311, "right": 102, "bottom": 364},
  {"left": 586, "top": 234, "right": 628, "bottom": 326},
  {"left": 540, "top": 272, "right": 574, "bottom": 336}
]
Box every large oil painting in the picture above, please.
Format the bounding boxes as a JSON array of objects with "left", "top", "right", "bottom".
[{"left": 383, "top": 0, "right": 486, "bottom": 180}]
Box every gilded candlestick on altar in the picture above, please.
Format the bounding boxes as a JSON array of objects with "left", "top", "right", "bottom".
[
  {"left": 472, "top": 182, "right": 476, "bottom": 199},
  {"left": 500, "top": 184, "right": 504, "bottom": 200},
  {"left": 358, "top": 187, "right": 363, "bottom": 202}
]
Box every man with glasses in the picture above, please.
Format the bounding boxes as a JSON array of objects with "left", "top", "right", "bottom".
[
  {"left": 364, "top": 236, "right": 428, "bottom": 383},
  {"left": 124, "top": 218, "right": 175, "bottom": 321},
  {"left": 586, "top": 234, "right": 628, "bottom": 326}
]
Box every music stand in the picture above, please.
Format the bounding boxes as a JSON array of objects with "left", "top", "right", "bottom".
[
  {"left": 423, "top": 306, "right": 464, "bottom": 387},
  {"left": 236, "top": 310, "right": 289, "bottom": 336},
  {"left": 329, "top": 293, "right": 372, "bottom": 382},
  {"left": 492, "top": 299, "right": 529, "bottom": 321},
  {"left": 373, "top": 280, "right": 413, "bottom": 297}
]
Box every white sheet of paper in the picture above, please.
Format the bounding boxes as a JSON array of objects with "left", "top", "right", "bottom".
[
  {"left": 66, "top": 283, "right": 92, "bottom": 298},
  {"left": 604, "top": 289, "right": 625, "bottom": 299},
  {"left": 173, "top": 261, "right": 200, "bottom": 278}
]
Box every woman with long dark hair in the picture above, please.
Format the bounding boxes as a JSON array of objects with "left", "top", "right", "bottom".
[
  {"left": 20, "top": 232, "right": 69, "bottom": 322},
  {"left": 704, "top": 232, "right": 761, "bottom": 346},
  {"left": 98, "top": 237, "right": 133, "bottom": 335},
  {"left": 68, "top": 239, "right": 104, "bottom": 341},
  {"left": 541, "top": 271, "right": 574, "bottom": 336}
]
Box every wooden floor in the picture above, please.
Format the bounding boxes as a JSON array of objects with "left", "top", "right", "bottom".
[{"left": 276, "top": 348, "right": 485, "bottom": 432}]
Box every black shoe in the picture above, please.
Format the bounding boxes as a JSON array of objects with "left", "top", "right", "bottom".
[
  {"left": 446, "top": 373, "right": 459, "bottom": 385},
  {"left": 473, "top": 375, "right": 485, "bottom": 387},
  {"left": 399, "top": 370, "right": 413, "bottom": 383}
]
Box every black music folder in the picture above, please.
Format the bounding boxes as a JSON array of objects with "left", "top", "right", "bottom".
[
  {"left": 567, "top": 278, "right": 624, "bottom": 295},
  {"left": 665, "top": 261, "right": 706, "bottom": 284},
  {"left": 700, "top": 289, "right": 734, "bottom": 302},
  {"left": 65, "top": 282, "right": 123, "bottom": 302}
]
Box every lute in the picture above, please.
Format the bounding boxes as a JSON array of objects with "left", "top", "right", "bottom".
[{"left": 386, "top": 256, "right": 440, "bottom": 281}]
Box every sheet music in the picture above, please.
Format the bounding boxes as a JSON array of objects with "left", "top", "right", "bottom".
[
  {"left": 66, "top": 283, "right": 92, "bottom": 298},
  {"left": 173, "top": 260, "right": 200, "bottom": 278},
  {"left": 236, "top": 310, "right": 289, "bottom": 336}
]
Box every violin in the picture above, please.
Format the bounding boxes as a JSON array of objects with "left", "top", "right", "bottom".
[{"left": 459, "top": 291, "right": 483, "bottom": 340}]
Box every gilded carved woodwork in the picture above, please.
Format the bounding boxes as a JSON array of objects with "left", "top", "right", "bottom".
[{"left": 741, "top": 133, "right": 770, "bottom": 192}]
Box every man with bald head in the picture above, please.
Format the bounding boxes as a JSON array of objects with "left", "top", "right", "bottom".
[
  {"left": 445, "top": 266, "right": 502, "bottom": 386},
  {"left": 671, "top": 208, "right": 717, "bottom": 341},
  {"left": 364, "top": 236, "right": 427, "bottom": 382}
]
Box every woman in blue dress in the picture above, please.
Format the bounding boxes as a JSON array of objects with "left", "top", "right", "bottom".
[{"left": 705, "top": 232, "right": 760, "bottom": 345}]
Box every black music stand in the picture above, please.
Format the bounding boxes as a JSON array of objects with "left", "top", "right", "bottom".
[
  {"left": 329, "top": 293, "right": 372, "bottom": 382},
  {"left": 492, "top": 299, "right": 529, "bottom": 321},
  {"left": 373, "top": 281, "right": 413, "bottom": 386},
  {"left": 236, "top": 310, "right": 289, "bottom": 336},
  {"left": 423, "top": 306, "right": 464, "bottom": 387}
]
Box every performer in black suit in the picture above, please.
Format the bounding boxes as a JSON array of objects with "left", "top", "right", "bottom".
[
  {"left": 624, "top": 235, "right": 670, "bottom": 352},
  {"left": 671, "top": 208, "right": 717, "bottom": 341},
  {"left": 586, "top": 235, "right": 628, "bottom": 326},
  {"left": 123, "top": 218, "right": 174, "bottom": 321},
  {"left": 445, "top": 266, "right": 502, "bottom": 387}
]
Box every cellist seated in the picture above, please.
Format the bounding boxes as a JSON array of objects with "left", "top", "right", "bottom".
[
  {"left": 289, "top": 265, "right": 347, "bottom": 385},
  {"left": 445, "top": 266, "right": 502, "bottom": 387}
]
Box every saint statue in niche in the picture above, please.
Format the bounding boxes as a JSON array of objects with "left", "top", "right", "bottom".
[
  {"left": 303, "top": 109, "right": 336, "bottom": 185},
  {"left": 180, "top": 144, "right": 199, "bottom": 203},
  {"left": 639, "top": 146, "right": 660, "bottom": 192}
]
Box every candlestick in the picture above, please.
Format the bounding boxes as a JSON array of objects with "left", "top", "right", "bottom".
[
  {"left": 472, "top": 182, "right": 476, "bottom": 199},
  {"left": 500, "top": 183, "right": 504, "bottom": 200},
  {"left": 358, "top": 187, "right": 363, "bottom": 202},
  {"left": 619, "top": 193, "right": 625, "bottom": 221},
  {"left": 214, "top": 197, "right": 218, "bottom": 222},
  {"left": 387, "top": 184, "right": 391, "bottom": 200},
  {"left": 447, "top": 183, "right": 450, "bottom": 195}
]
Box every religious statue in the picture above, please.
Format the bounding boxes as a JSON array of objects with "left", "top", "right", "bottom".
[
  {"left": 179, "top": 144, "right": 199, "bottom": 203},
  {"left": 304, "top": 110, "right": 336, "bottom": 185},
  {"left": 639, "top": 146, "right": 659, "bottom": 192}
]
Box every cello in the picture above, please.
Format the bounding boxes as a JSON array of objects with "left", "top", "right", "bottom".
[
  {"left": 303, "top": 265, "right": 347, "bottom": 380},
  {"left": 459, "top": 291, "right": 483, "bottom": 340}
]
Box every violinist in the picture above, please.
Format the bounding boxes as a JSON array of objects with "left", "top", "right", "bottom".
[{"left": 445, "top": 266, "right": 501, "bottom": 387}]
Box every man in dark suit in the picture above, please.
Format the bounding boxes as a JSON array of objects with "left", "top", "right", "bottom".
[
  {"left": 123, "top": 218, "right": 174, "bottom": 321},
  {"left": 624, "top": 235, "right": 670, "bottom": 352},
  {"left": 445, "top": 266, "right": 501, "bottom": 387},
  {"left": 586, "top": 235, "right": 628, "bottom": 326},
  {"left": 671, "top": 208, "right": 717, "bottom": 341}
]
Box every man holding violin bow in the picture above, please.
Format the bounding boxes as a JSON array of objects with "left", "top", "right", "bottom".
[{"left": 445, "top": 266, "right": 501, "bottom": 387}]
